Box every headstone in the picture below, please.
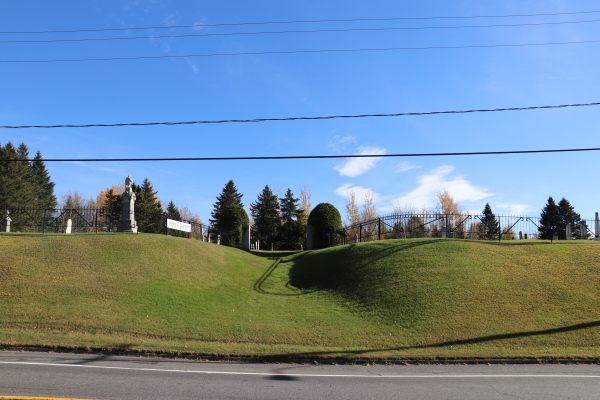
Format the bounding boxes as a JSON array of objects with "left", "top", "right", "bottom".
[
  {"left": 241, "top": 225, "right": 250, "bottom": 250},
  {"left": 1, "top": 210, "right": 11, "bottom": 233},
  {"left": 524, "top": 233, "right": 528, "bottom": 239},
  {"left": 117, "top": 175, "right": 138, "bottom": 233},
  {"left": 300, "top": 245, "right": 303, "bottom": 251},
  {"left": 257, "top": 239, "right": 260, "bottom": 250},
  {"left": 595, "top": 212, "right": 600, "bottom": 241},
  {"left": 448, "top": 232, "right": 454, "bottom": 239},
  {"left": 552, "top": 233, "right": 558, "bottom": 241},
  {"left": 65, "top": 219, "right": 72, "bottom": 234},
  {"left": 271, "top": 243, "right": 273, "bottom": 251},
  {"left": 519, "top": 231, "right": 523, "bottom": 240},
  {"left": 306, "top": 225, "right": 314, "bottom": 250},
  {"left": 441, "top": 226, "right": 447, "bottom": 239},
  {"left": 566, "top": 223, "right": 572, "bottom": 240},
  {"left": 353, "top": 233, "right": 358, "bottom": 244},
  {"left": 580, "top": 221, "right": 587, "bottom": 240},
  {"left": 217, "top": 234, "right": 221, "bottom": 245}
]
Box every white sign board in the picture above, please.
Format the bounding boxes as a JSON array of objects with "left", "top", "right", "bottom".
[{"left": 167, "top": 218, "right": 192, "bottom": 233}]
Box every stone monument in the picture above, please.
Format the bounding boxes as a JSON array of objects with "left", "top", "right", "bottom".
[{"left": 117, "top": 175, "right": 138, "bottom": 233}]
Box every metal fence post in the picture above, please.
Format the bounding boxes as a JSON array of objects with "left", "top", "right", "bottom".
[{"left": 378, "top": 218, "right": 381, "bottom": 240}]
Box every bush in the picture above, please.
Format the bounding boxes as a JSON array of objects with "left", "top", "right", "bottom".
[
  {"left": 218, "top": 205, "right": 249, "bottom": 247},
  {"left": 307, "top": 203, "right": 343, "bottom": 249}
]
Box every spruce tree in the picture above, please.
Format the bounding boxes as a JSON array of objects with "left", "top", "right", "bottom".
[
  {"left": 278, "top": 188, "right": 305, "bottom": 249},
  {"left": 0, "top": 142, "right": 34, "bottom": 207},
  {"left": 31, "top": 151, "right": 57, "bottom": 209},
  {"left": 557, "top": 197, "right": 581, "bottom": 239},
  {"left": 250, "top": 185, "right": 280, "bottom": 249},
  {"left": 133, "top": 178, "right": 163, "bottom": 233},
  {"left": 539, "top": 196, "right": 560, "bottom": 240},
  {"left": 166, "top": 200, "right": 185, "bottom": 237},
  {"left": 210, "top": 180, "right": 244, "bottom": 225},
  {"left": 479, "top": 203, "right": 500, "bottom": 240}
]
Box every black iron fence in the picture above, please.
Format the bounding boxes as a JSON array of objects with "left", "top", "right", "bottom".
[
  {"left": 0, "top": 205, "right": 243, "bottom": 248},
  {"left": 325, "top": 213, "right": 600, "bottom": 246}
]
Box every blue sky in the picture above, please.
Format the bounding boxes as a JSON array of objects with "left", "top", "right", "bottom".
[{"left": 1, "top": 0, "right": 599, "bottom": 222}]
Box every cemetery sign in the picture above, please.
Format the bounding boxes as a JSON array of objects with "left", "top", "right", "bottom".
[{"left": 167, "top": 218, "right": 192, "bottom": 233}]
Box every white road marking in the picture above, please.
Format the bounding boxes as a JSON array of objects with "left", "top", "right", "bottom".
[{"left": 1, "top": 361, "right": 599, "bottom": 379}]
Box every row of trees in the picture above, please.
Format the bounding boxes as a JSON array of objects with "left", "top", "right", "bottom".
[
  {"left": 210, "top": 180, "right": 312, "bottom": 249},
  {"left": 0, "top": 142, "right": 56, "bottom": 209}
]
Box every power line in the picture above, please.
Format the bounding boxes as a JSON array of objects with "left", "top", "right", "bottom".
[
  {"left": 4, "top": 19, "right": 600, "bottom": 44},
  {"left": 2, "top": 39, "right": 599, "bottom": 64},
  {"left": 3, "top": 147, "right": 600, "bottom": 163},
  {"left": 3, "top": 10, "right": 600, "bottom": 34},
  {"left": 2, "top": 101, "right": 598, "bottom": 130}
]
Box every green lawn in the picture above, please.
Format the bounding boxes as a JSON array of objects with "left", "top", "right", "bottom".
[{"left": 1, "top": 233, "right": 599, "bottom": 359}]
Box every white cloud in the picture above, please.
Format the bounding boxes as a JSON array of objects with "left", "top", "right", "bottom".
[
  {"left": 193, "top": 18, "right": 207, "bottom": 31},
  {"left": 395, "top": 161, "right": 421, "bottom": 173},
  {"left": 334, "top": 146, "right": 386, "bottom": 177},
  {"left": 393, "top": 166, "right": 492, "bottom": 210},
  {"left": 497, "top": 203, "right": 531, "bottom": 215},
  {"left": 328, "top": 134, "right": 357, "bottom": 152},
  {"left": 334, "top": 183, "right": 379, "bottom": 203}
]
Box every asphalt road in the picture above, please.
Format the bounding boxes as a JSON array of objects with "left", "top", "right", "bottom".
[{"left": 1, "top": 351, "right": 600, "bottom": 399}]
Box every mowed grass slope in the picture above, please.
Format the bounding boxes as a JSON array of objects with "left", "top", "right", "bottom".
[{"left": 1, "top": 234, "right": 599, "bottom": 359}]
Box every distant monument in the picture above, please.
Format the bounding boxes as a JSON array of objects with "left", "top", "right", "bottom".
[
  {"left": 1, "top": 210, "right": 10, "bottom": 233},
  {"left": 117, "top": 175, "right": 138, "bottom": 233}
]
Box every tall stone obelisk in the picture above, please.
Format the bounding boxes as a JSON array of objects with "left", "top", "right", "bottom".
[{"left": 117, "top": 175, "right": 138, "bottom": 233}]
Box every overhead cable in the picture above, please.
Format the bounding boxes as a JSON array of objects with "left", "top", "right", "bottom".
[
  {"left": 2, "top": 101, "right": 599, "bottom": 130},
  {"left": 2, "top": 10, "right": 600, "bottom": 34},
  {"left": 2, "top": 39, "right": 599, "bottom": 63},
  {"left": 3, "top": 19, "right": 600, "bottom": 44},
  {"left": 2, "top": 147, "right": 600, "bottom": 163}
]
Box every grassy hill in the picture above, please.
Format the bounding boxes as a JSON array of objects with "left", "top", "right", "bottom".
[{"left": 1, "top": 233, "right": 600, "bottom": 359}]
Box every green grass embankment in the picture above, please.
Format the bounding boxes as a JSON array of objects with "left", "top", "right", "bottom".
[{"left": 1, "top": 233, "right": 599, "bottom": 359}]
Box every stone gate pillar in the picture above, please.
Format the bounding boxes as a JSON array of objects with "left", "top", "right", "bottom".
[{"left": 241, "top": 225, "right": 250, "bottom": 250}]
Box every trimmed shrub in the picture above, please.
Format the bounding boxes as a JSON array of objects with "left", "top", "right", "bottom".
[
  {"left": 218, "top": 205, "right": 250, "bottom": 247},
  {"left": 307, "top": 203, "right": 343, "bottom": 249}
]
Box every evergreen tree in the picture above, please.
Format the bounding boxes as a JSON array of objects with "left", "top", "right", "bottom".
[
  {"left": 30, "top": 151, "right": 57, "bottom": 209},
  {"left": 0, "top": 142, "right": 34, "bottom": 207},
  {"left": 557, "top": 197, "right": 581, "bottom": 239},
  {"left": 479, "top": 203, "right": 500, "bottom": 240},
  {"left": 278, "top": 188, "right": 305, "bottom": 249},
  {"left": 210, "top": 180, "right": 244, "bottom": 226},
  {"left": 539, "top": 196, "right": 560, "bottom": 240},
  {"left": 166, "top": 200, "right": 186, "bottom": 237},
  {"left": 133, "top": 178, "right": 163, "bottom": 233},
  {"left": 250, "top": 185, "right": 280, "bottom": 249},
  {"left": 218, "top": 205, "right": 249, "bottom": 247}
]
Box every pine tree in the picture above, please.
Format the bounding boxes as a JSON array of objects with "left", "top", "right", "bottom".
[
  {"left": 557, "top": 197, "right": 581, "bottom": 239},
  {"left": 539, "top": 196, "right": 560, "bottom": 240},
  {"left": 30, "top": 151, "right": 57, "bottom": 209},
  {"left": 250, "top": 185, "right": 280, "bottom": 249},
  {"left": 479, "top": 203, "right": 500, "bottom": 240},
  {"left": 210, "top": 180, "right": 244, "bottom": 226},
  {"left": 278, "top": 188, "right": 305, "bottom": 250}
]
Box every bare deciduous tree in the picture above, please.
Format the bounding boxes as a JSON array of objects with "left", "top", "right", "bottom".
[{"left": 298, "top": 184, "right": 312, "bottom": 226}]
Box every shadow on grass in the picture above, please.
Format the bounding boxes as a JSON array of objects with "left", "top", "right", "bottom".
[
  {"left": 254, "top": 252, "right": 315, "bottom": 296},
  {"left": 274, "top": 320, "right": 600, "bottom": 358}
]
